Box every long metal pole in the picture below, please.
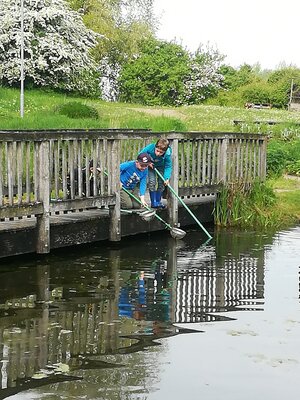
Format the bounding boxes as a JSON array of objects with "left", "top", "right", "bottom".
[
  {"left": 155, "top": 168, "right": 213, "bottom": 239},
  {"left": 20, "top": 0, "right": 24, "bottom": 118}
]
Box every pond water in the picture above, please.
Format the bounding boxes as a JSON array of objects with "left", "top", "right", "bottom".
[{"left": 0, "top": 224, "right": 299, "bottom": 400}]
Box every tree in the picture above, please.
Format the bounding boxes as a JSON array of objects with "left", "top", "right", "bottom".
[
  {"left": 67, "top": 0, "right": 156, "bottom": 100},
  {"left": 118, "top": 39, "right": 226, "bottom": 106},
  {"left": 267, "top": 67, "right": 300, "bottom": 108},
  {"left": 0, "top": 0, "right": 101, "bottom": 95},
  {"left": 118, "top": 38, "right": 191, "bottom": 106},
  {"left": 183, "top": 43, "right": 225, "bottom": 104}
]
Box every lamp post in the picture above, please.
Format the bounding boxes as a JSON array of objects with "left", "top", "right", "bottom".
[{"left": 20, "top": 0, "right": 24, "bottom": 118}]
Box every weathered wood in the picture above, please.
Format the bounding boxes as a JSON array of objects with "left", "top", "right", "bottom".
[
  {"left": 179, "top": 184, "right": 222, "bottom": 196},
  {"left": 219, "top": 138, "right": 228, "bottom": 182},
  {"left": 0, "top": 203, "right": 43, "bottom": 219},
  {"left": 36, "top": 141, "right": 50, "bottom": 254},
  {"left": 259, "top": 138, "right": 267, "bottom": 179},
  {"left": 0, "top": 130, "right": 268, "bottom": 258},
  {"left": 168, "top": 139, "right": 179, "bottom": 227},
  {"left": 109, "top": 139, "right": 121, "bottom": 241}
]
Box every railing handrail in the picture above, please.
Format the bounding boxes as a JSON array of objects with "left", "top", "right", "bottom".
[{"left": 0, "top": 130, "right": 267, "bottom": 142}]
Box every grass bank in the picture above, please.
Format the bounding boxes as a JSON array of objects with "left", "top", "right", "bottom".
[
  {"left": 2, "top": 87, "right": 300, "bottom": 131},
  {"left": 214, "top": 177, "right": 300, "bottom": 230},
  {"left": 1, "top": 86, "right": 300, "bottom": 226}
]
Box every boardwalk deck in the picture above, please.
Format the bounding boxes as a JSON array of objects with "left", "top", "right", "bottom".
[
  {"left": 0, "top": 196, "right": 215, "bottom": 259},
  {"left": 0, "top": 129, "right": 267, "bottom": 259}
]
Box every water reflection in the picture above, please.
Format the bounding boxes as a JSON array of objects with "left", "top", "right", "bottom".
[{"left": 0, "top": 227, "right": 298, "bottom": 399}]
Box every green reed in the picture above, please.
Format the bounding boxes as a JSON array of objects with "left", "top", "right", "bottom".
[{"left": 213, "top": 180, "right": 286, "bottom": 229}]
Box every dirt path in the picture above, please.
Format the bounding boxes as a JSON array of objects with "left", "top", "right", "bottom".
[
  {"left": 275, "top": 175, "right": 300, "bottom": 192},
  {"left": 132, "top": 107, "right": 187, "bottom": 120}
]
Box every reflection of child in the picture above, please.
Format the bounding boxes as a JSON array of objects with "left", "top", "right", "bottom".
[
  {"left": 138, "top": 271, "right": 146, "bottom": 305},
  {"left": 118, "top": 286, "right": 133, "bottom": 317},
  {"left": 133, "top": 271, "right": 147, "bottom": 320},
  {"left": 118, "top": 271, "right": 147, "bottom": 319}
]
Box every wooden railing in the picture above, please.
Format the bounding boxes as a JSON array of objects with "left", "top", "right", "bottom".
[{"left": 0, "top": 130, "right": 267, "bottom": 253}]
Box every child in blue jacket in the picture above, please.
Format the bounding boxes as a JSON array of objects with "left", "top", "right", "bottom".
[
  {"left": 120, "top": 152, "right": 153, "bottom": 209},
  {"left": 139, "top": 138, "right": 172, "bottom": 208}
]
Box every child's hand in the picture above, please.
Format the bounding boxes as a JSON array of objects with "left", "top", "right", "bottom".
[
  {"left": 140, "top": 195, "right": 148, "bottom": 208},
  {"left": 164, "top": 179, "right": 169, "bottom": 186}
]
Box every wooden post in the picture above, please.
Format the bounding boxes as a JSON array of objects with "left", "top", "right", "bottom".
[
  {"left": 259, "top": 138, "right": 267, "bottom": 180},
  {"left": 168, "top": 139, "right": 179, "bottom": 227},
  {"left": 167, "top": 237, "right": 178, "bottom": 323},
  {"left": 36, "top": 141, "right": 50, "bottom": 254},
  {"left": 109, "top": 139, "right": 121, "bottom": 241},
  {"left": 219, "top": 137, "right": 228, "bottom": 183}
]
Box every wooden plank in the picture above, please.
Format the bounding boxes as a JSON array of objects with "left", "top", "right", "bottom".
[
  {"left": 16, "top": 142, "right": 23, "bottom": 205},
  {"left": 168, "top": 139, "right": 179, "bottom": 227},
  {"left": 25, "top": 142, "right": 31, "bottom": 203},
  {"left": 202, "top": 140, "right": 207, "bottom": 184},
  {"left": 49, "top": 195, "right": 116, "bottom": 212},
  {"left": 109, "top": 139, "right": 121, "bottom": 241},
  {"left": 179, "top": 184, "right": 222, "bottom": 196},
  {"left": 7, "top": 142, "right": 14, "bottom": 205},
  {"left": 36, "top": 141, "right": 50, "bottom": 254},
  {"left": 207, "top": 140, "right": 212, "bottom": 185},
  {"left": 0, "top": 203, "right": 43, "bottom": 219},
  {"left": 191, "top": 140, "right": 196, "bottom": 186}
]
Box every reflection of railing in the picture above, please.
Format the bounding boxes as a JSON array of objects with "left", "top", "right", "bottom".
[
  {"left": 175, "top": 254, "right": 264, "bottom": 323},
  {"left": 0, "top": 240, "right": 177, "bottom": 397},
  {"left": 0, "top": 232, "right": 271, "bottom": 397}
]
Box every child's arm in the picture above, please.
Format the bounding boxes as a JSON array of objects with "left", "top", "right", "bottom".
[
  {"left": 139, "top": 171, "right": 149, "bottom": 206},
  {"left": 163, "top": 150, "right": 172, "bottom": 181}
]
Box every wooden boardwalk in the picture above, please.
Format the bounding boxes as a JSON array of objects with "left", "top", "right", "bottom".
[{"left": 0, "top": 129, "right": 267, "bottom": 259}]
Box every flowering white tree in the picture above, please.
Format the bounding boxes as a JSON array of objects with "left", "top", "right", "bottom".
[
  {"left": 0, "top": 0, "right": 102, "bottom": 94},
  {"left": 183, "top": 44, "right": 225, "bottom": 104}
]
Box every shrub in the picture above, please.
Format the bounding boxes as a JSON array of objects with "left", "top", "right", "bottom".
[
  {"left": 214, "top": 181, "right": 278, "bottom": 229},
  {"left": 56, "top": 102, "right": 99, "bottom": 119},
  {"left": 286, "top": 160, "right": 300, "bottom": 176},
  {"left": 266, "top": 142, "right": 288, "bottom": 177},
  {"left": 240, "top": 81, "right": 272, "bottom": 105}
]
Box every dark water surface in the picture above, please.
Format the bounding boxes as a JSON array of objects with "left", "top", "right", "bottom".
[{"left": 1, "top": 224, "right": 300, "bottom": 400}]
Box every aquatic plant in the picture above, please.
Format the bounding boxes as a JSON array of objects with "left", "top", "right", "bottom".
[{"left": 213, "top": 180, "right": 285, "bottom": 229}]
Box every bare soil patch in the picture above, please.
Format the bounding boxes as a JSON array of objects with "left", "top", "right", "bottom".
[{"left": 132, "top": 107, "right": 187, "bottom": 120}]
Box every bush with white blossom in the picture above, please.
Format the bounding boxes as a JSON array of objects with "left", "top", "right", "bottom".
[{"left": 0, "top": 0, "right": 102, "bottom": 95}]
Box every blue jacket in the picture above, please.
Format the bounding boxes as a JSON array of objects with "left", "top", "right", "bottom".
[
  {"left": 120, "top": 161, "right": 148, "bottom": 196},
  {"left": 139, "top": 143, "right": 172, "bottom": 180}
]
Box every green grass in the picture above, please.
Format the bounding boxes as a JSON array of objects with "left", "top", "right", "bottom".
[
  {"left": 1, "top": 86, "right": 300, "bottom": 226},
  {"left": 0, "top": 87, "right": 187, "bottom": 131},
  {"left": 2, "top": 86, "right": 300, "bottom": 131},
  {"left": 276, "top": 190, "right": 300, "bottom": 220}
]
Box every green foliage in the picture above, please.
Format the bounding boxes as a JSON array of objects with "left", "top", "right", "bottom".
[
  {"left": 118, "top": 38, "right": 190, "bottom": 106},
  {"left": 267, "top": 137, "right": 300, "bottom": 176},
  {"left": 0, "top": 0, "right": 100, "bottom": 96},
  {"left": 267, "top": 141, "right": 289, "bottom": 176},
  {"left": 55, "top": 102, "right": 99, "bottom": 119},
  {"left": 267, "top": 67, "right": 300, "bottom": 108},
  {"left": 286, "top": 160, "right": 300, "bottom": 175},
  {"left": 214, "top": 181, "right": 279, "bottom": 229},
  {"left": 219, "top": 64, "right": 259, "bottom": 91},
  {"left": 2, "top": 86, "right": 300, "bottom": 132},
  {"left": 67, "top": 0, "right": 156, "bottom": 100},
  {"left": 209, "top": 65, "right": 300, "bottom": 109},
  {"left": 240, "top": 82, "right": 272, "bottom": 104},
  {"left": 118, "top": 39, "right": 224, "bottom": 106}
]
